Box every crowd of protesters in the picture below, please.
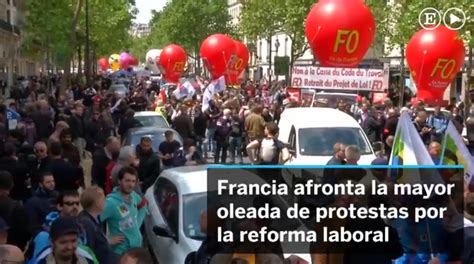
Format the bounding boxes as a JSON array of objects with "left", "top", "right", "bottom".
[{"left": 0, "top": 73, "right": 472, "bottom": 263}]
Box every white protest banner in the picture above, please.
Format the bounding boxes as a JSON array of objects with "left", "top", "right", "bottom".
[{"left": 291, "top": 66, "right": 388, "bottom": 92}]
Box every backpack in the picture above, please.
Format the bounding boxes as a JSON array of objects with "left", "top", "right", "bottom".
[
  {"left": 172, "top": 148, "right": 187, "bottom": 167},
  {"left": 256, "top": 138, "right": 284, "bottom": 165}
]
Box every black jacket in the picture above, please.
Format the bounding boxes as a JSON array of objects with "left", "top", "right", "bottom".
[
  {"left": 49, "top": 158, "right": 83, "bottom": 192},
  {"left": 77, "top": 210, "right": 112, "bottom": 264},
  {"left": 68, "top": 114, "right": 86, "bottom": 139},
  {"left": 91, "top": 148, "right": 111, "bottom": 189},
  {"left": 136, "top": 145, "right": 160, "bottom": 192},
  {"left": 361, "top": 115, "right": 382, "bottom": 143},
  {"left": 24, "top": 188, "right": 58, "bottom": 235},
  {"left": 173, "top": 114, "right": 195, "bottom": 141},
  {"left": 0, "top": 157, "right": 30, "bottom": 201},
  {"left": 0, "top": 195, "right": 31, "bottom": 249}
]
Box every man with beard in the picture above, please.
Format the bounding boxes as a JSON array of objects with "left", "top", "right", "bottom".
[
  {"left": 25, "top": 172, "right": 59, "bottom": 235},
  {"left": 136, "top": 137, "right": 160, "bottom": 193},
  {"left": 29, "top": 190, "right": 82, "bottom": 261},
  {"left": 101, "top": 166, "right": 147, "bottom": 259},
  {"left": 34, "top": 217, "right": 97, "bottom": 264}
]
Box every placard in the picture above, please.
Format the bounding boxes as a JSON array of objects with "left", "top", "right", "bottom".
[{"left": 291, "top": 66, "right": 388, "bottom": 91}]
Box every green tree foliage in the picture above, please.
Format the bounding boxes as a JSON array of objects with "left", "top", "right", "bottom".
[
  {"left": 148, "top": 0, "right": 234, "bottom": 57},
  {"left": 23, "top": 0, "right": 135, "bottom": 76},
  {"left": 240, "top": 0, "right": 314, "bottom": 68},
  {"left": 85, "top": 0, "right": 136, "bottom": 58}
]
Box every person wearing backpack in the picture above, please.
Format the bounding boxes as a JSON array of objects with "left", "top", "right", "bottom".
[
  {"left": 246, "top": 123, "right": 290, "bottom": 185},
  {"left": 246, "top": 122, "right": 289, "bottom": 165}
]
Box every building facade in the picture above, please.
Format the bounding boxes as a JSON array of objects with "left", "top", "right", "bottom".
[
  {"left": 0, "top": 0, "right": 40, "bottom": 89},
  {"left": 130, "top": 22, "right": 151, "bottom": 38}
]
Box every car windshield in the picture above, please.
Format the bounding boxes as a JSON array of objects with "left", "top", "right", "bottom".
[
  {"left": 134, "top": 115, "right": 169, "bottom": 128},
  {"left": 182, "top": 192, "right": 206, "bottom": 241},
  {"left": 298, "top": 127, "right": 372, "bottom": 156},
  {"left": 127, "top": 131, "right": 182, "bottom": 152}
]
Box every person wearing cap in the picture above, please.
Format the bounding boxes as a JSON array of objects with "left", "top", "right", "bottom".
[{"left": 34, "top": 217, "right": 97, "bottom": 264}]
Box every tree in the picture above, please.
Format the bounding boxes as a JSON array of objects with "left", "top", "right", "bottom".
[
  {"left": 368, "top": 0, "right": 472, "bottom": 106},
  {"left": 240, "top": 0, "right": 314, "bottom": 79},
  {"left": 148, "top": 0, "right": 234, "bottom": 74}
]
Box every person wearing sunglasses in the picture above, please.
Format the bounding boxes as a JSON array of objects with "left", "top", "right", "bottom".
[{"left": 28, "top": 190, "right": 82, "bottom": 262}]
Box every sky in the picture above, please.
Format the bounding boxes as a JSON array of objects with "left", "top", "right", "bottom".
[{"left": 134, "top": 0, "right": 167, "bottom": 24}]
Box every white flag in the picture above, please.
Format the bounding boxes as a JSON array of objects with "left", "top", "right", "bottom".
[
  {"left": 389, "top": 112, "right": 436, "bottom": 183},
  {"left": 440, "top": 121, "right": 474, "bottom": 184},
  {"left": 173, "top": 81, "right": 195, "bottom": 100}
]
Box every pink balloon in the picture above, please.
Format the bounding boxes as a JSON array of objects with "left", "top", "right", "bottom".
[{"left": 120, "top": 52, "right": 131, "bottom": 69}]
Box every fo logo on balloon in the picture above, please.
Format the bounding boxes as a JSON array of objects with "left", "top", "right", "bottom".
[
  {"left": 305, "top": 0, "right": 376, "bottom": 67},
  {"left": 406, "top": 25, "right": 465, "bottom": 104}
]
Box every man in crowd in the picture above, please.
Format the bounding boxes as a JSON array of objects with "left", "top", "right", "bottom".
[
  {"left": 25, "top": 171, "right": 58, "bottom": 235},
  {"left": 428, "top": 106, "right": 449, "bottom": 142},
  {"left": 32, "top": 141, "right": 50, "bottom": 187},
  {"left": 136, "top": 137, "right": 160, "bottom": 192},
  {"left": 119, "top": 248, "right": 153, "bottom": 264},
  {"left": 34, "top": 217, "right": 97, "bottom": 264},
  {"left": 0, "top": 170, "right": 31, "bottom": 249},
  {"left": 78, "top": 187, "right": 115, "bottom": 264},
  {"left": 158, "top": 130, "right": 182, "bottom": 169},
  {"left": 0, "top": 142, "right": 30, "bottom": 201},
  {"left": 0, "top": 244, "right": 25, "bottom": 263},
  {"left": 48, "top": 142, "right": 83, "bottom": 192},
  {"left": 101, "top": 166, "right": 147, "bottom": 259},
  {"left": 30, "top": 190, "right": 82, "bottom": 260},
  {"left": 214, "top": 109, "right": 232, "bottom": 164},
  {"left": 92, "top": 136, "right": 121, "bottom": 189}
]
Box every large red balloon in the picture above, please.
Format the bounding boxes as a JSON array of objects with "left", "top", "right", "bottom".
[
  {"left": 158, "top": 44, "right": 187, "bottom": 83},
  {"left": 200, "top": 34, "right": 236, "bottom": 80},
  {"left": 98, "top": 58, "right": 109, "bottom": 71},
  {"left": 305, "top": 0, "right": 376, "bottom": 67},
  {"left": 226, "top": 40, "right": 249, "bottom": 85},
  {"left": 406, "top": 26, "right": 465, "bottom": 105}
]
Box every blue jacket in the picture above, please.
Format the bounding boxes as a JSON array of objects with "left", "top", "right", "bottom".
[
  {"left": 24, "top": 188, "right": 58, "bottom": 235},
  {"left": 428, "top": 114, "right": 448, "bottom": 135},
  {"left": 100, "top": 187, "right": 147, "bottom": 255},
  {"left": 29, "top": 211, "right": 86, "bottom": 261}
]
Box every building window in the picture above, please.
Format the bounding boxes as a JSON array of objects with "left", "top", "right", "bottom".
[
  {"left": 6, "top": 10, "right": 11, "bottom": 24},
  {"left": 12, "top": 0, "right": 16, "bottom": 7},
  {"left": 6, "top": 0, "right": 10, "bottom": 5}
]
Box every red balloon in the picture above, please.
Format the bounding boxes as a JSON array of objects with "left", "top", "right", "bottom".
[
  {"left": 129, "top": 56, "right": 139, "bottom": 66},
  {"left": 98, "top": 58, "right": 109, "bottom": 71},
  {"left": 200, "top": 34, "right": 236, "bottom": 80},
  {"left": 226, "top": 40, "right": 249, "bottom": 85},
  {"left": 158, "top": 44, "right": 187, "bottom": 83},
  {"left": 305, "top": 0, "right": 376, "bottom": 67},
  {"left": 406, "top": 26, "right": 465, "bottom": 105}
]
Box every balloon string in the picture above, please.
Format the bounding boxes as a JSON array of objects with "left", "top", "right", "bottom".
[
  {"left": 417, "top": 50, "right": 427, "bottom": 98},
  {"left": 310, "top": 26, "right": 322, "bottom": 54},
  {"left": 222, "top": 51, "right": 230, "bottom": 86}
]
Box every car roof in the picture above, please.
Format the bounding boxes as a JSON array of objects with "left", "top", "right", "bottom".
[
  {"left": 128, "top": 126, "right": 175, "bottom": 135},
  {"left": 281, "top": 107, "right": 360, "bottom": 129},
  {"left": 160, "top": 165, "right": 208, "bottom": 195},
  {"left": 134, "top": 111, "right": 164, "bottom": 117}
]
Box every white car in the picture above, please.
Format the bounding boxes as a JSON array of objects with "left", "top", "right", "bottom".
[
  {"left": 144, "top": 166, "right": 312, "bottom": 264},
  {"left": 278, "top": 107, "right": 376, "bottom": 165},
  {"left": 134, "top": 111, "right": 170, "bottom": 128}
]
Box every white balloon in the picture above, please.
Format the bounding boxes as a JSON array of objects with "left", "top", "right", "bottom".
[{"left": 145, "top": 49, "right": 162, "bottom": 74}]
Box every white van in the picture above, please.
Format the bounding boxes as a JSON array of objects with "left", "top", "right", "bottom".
[{"left": 278, "top": 107, "right": 376, "bottom": 165}]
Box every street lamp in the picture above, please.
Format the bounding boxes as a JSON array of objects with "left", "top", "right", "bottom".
[{"left": 274, "top": 39, "right": 280, "bottom": 81}]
